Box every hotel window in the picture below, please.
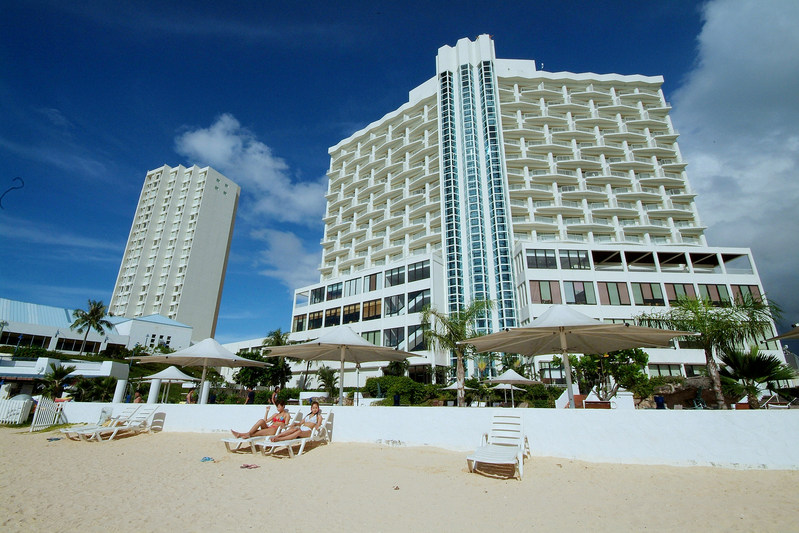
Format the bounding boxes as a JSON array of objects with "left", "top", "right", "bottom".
[
  {"left": 407, "top": 260, "right": 430, "bottom": 282},
  {"left": 342, "top": 304, "right": 360, "bottom": 324},
  {"left": 730, "top": 284, "right": 762, "bottom": 303},
  {"left": 530, "top": 281, "right": 562, "bottom": 304},
  {"left": 559, "top": 250, "right": 591, "bottom": 270},
  {"left": 539, "top": 361, "right": 565, "bottom": 385},
  {"left": 526, "top": 249, "right": 557, "bottom": 269},
  {"left": 324, "top": 307, "right": 341, "bottom": 327},
  {"left": 684, "top": 364, "right": 706, "bottom": 377},
  {"left": 564, "top": 281, "right": 597, "bottom": 305},
  {"left": 344, "top": 278, "right": 361, "bottom": 297},
  {"left": 307, "top": 311, "right": 323, "bottom": 330},
  {"left": 364, "top": 273, "right": 381, "bottom": 292},
  {"left": 665, "top": 283, "right": 696, "bottom": 303},
  {"left": 631, "top": 283, "right": 665, "bottom": 306},
  {"left": 407, "top": 289, "right": 431, "bottom": 313},
  {"left": 326, "top": 282, "right": 343, "bottom": 301},
  {"left": 649, "top": 364, "right": 682, "bottom": 377},
  {"left": 362, "top": 299, "right": 382, "bottom": 321},
  {"left": 310, "top": 287, "right": 325, "bottom": 305},
  {"left": 362, "top": 330, "right": 380, "bottom": 346},
  {"left": 407, "top": 324, "right": 426, "bottom": 352},
  {"left": 598, "top": 282, "right": 630, "bottom": 305},
  {"left": 383, "top": 327, "right": 405, "bottom": 348},
  {"left": 698, "top": 284, "right": 731, "bottom": 306},
  {"left": 292, "top": 315, "right": 306, "bottom": 333},
  {"left": 385, "top": 267, "right": 405, "bottom": 287},
  {"left": 384, "top": 295, "right": 405, "bottom": 317}
]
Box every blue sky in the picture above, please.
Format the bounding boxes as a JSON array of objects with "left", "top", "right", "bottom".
[{"left": 1, "top": 0, "right": 797, "bottom": 347}]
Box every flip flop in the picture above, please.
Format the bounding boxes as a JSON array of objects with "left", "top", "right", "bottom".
[
  {"left": 201, "top": 456, "right": 214, "bottom": 462},
  {"left": 240, "top": 464, "right": 260, "bottom": 469},
  {"left": 47, "top": 437, "right": 61, "bottom": 442}
]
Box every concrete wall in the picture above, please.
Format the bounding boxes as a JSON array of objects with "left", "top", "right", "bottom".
[{"left": 59, "top": 402, "right": 799, "bottom": 470}]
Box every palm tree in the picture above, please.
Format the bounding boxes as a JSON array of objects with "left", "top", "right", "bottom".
[
  {"left": 316, "top": 365, "right": 338, "bottom": 398},
  {"left": 421, "top": 299, "right": 493, "bottom": 407},
  {"left": 40, "top": 363, "right": 77, "bottom": 399},
  {"left": 263, "top": 328, "right": 292, "bottom": 389},
  {"left": 638, "top": 294, "right": 779, "bottom": 409},
  {"left": 719, "top": 346, "right": 795, "bottom": 409},
  {"left": 70, "top": 299, "right": 113, "bottom": 355}
]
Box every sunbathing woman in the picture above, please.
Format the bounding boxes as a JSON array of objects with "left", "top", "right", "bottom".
[
  {"left": 230, "top": 400, "right": 290, "bottom": 438},
  {"left": 269, "top": 401, "right": 322, "bottom": 442}
]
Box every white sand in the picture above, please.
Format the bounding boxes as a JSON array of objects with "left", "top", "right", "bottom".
[{"left": 1, "top": 427, "right": 798, "bottom": 532}]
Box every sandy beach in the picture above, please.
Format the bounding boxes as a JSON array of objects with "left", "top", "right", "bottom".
[{"left": 1, "top": 427, "right": 798, "bottom": 533}]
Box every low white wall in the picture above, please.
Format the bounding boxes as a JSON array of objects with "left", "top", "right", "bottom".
[{"left": 59, "top": 403, "right": 799, "bottom": 470}]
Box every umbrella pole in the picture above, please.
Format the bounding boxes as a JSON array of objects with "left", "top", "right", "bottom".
[
  {"left": 339, "top": 346, "right": 345, "bottom": 406},
  {"left": 511, "top": 387, "right": 515, "bottom": 409},
  {"left": 199, "top": 364, "right": 208, "bottom": 405},
  {"left": 560, "top": 329, "right": 576, "bottom": 409}
]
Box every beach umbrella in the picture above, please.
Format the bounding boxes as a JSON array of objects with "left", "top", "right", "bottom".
[
  {"left": 767, "top": 323, "right": 799, "bottom": 341},
  {"left": 461, "top": 305, "right": 695, "bottom": 409},
  {"left": 489, "top": 383, "right": 525, "bottom": 407},
  {"left": 263, "top": 326, "right": 416, "bottom": 405},
  {"left": 140, "top": 366, "right": 198, "bottom": 402},
  {"left": 487, "top": 370, "right": 538, "bottom": 407},
  {"left": 129, "top": 338, "right": 268, "bottom": 404},
  {"left": 442, "top": 382, "right": 475, "bottom": 390}
]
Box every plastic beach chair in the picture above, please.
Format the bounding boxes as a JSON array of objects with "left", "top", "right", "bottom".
[
  {"left": 77, "top": 405, "right": 158, "bottom": 442},
  {"left": 60, "top": 405, "right": 137, "bottom": 440},
  {"left": 221, "top": 407, "right": 298, "bottom": 454},
  {"left": 257, "top": 410, "right": 333, "bottom": 458},
  {"left": 466, "top": 413, "right": 530, "bottom": 479}
]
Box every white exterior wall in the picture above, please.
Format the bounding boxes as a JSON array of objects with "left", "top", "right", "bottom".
[
  {"left": 110, "top": 165, "right": 239, "bottom": 341},
  {"left": 59, "top": 402, "right": 799, "bottom": 470}
]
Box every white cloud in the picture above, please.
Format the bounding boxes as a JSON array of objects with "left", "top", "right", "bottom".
[
  {"left": 250, "top": 228, "right": 321, "bottom": 292},
  {"left": 174, "top": 114, "right": 327, "bottom": 226},
  {"left": 671, "top": 0, "right": 799, "bottom": 324}
]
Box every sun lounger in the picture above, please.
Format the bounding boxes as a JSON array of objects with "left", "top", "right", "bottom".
[
  {"left": 60, "top": 405, "right": 136, "bottom": 440},
  {"left": 221, "top": 408, "right": 299, "bottom": 454},
  {"left": 257, "top": 410, "right": 333, "bottom": 458},
  {"left": 466, "top": 413, "right": 530, "bottom": 479},
  {"left": 77, "top": 405, "right": 158, "bottom": 442}
]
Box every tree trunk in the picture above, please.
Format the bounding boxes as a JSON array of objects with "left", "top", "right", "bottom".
[
  {"left": 705, "top": 348, "right": 727, "bottom": 409},
  {"left": 79, "top": 330, "right": 89, "bottom": 355},
  {"left": 456, "top": 350, "right": 465, "bottom": 408}
]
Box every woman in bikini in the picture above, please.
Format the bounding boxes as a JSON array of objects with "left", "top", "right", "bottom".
[
  {"left": 230, "top": 400, "right": 290, "bottom": 438},
  {"left": 269, "top": 401, "right": 322, "bottom": 442}
]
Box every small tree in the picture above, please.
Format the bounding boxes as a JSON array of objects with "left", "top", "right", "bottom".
[
  {"left": 70, "top": 299, "right": 113, "bottom": 355},
  {"left": 233, "top": 350, "right": 270, "bottom": 388},
  {"left": 316, "top": 365, "right": 338, "bottom": 398},
  {"left": 40, "top": 363, "right": 77, "bottom": 399},
  {"left": 263, "top": 328, "right": 292, "bottom": 388},
  {"left": 719, "top": 346, "right": 796, "bottom": 409},
  {"left": 637, "top": 295, "right": 779, "bottom": 409},
  {"left": 557, "top": 348, "right": 651, "bottom": 401},
  {"left": 421, "top": 299, "right": 493, "bottom": 407}
]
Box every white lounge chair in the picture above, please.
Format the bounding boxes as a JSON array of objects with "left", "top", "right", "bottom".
[
  {"left": 221, "top": 407, "right": 298, "bottom": 454},
  {"left": 466, "top": 413, "right": 530, "bottom": 479},
  {"left": 77, "top": 405, "right": 158, "bottom": 442},
  {"left": 61, "top": 405, "right": 136, "bottom": 440},
  {"left": 257, "top": 410, "right": 333, "bottom": 458}
]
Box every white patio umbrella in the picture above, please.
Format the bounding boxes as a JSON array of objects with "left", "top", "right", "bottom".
[
  {"left": 442, "top": 382, "right": 475, "bottom": 390},
  {"left": 767, "top": 323, "right": 799, "bottom": 341},
  {"left": 130, "top": 338, "right": 268, "bottom": 404},
  {"left": 461, "top": 305, "right": 695, "bottom": 409},
  {"left": 487, "top": 369, "right": 538, "bottom": 407},
  {"left": 140, "top": 366, "right": 198, "bottom": 402},
  {"left": 263, "top": 326, "right": 416, "bottom": 405}
]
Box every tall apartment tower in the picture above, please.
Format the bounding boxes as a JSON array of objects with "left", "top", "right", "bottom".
[
  {"left": 110, "top": 164, "right": 239, "bottom": 342},
  {"left": 287, "top": 35, "right": 781, "bottom": 385}
]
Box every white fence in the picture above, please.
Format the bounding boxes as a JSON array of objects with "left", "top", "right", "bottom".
[
  {"left": 30, "top": 397, "right": 64, "bottom": 432},
  {"left": 0, "top": 399, "right": 33, "bottom": 424}
]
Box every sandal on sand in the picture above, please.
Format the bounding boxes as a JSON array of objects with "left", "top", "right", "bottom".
[{"left": 240, "top": 464, "right": 260, "bottom": 469}]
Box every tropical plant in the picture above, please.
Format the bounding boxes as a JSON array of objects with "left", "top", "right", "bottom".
[
  {"left": 499, "top": 353, "right": 523, "bottom": 373},
  {"left": 233, "top": 350, "right": 270, "bottom": 388},
  {"left": 555, "top": 348, "right": 651, "bottom": 401},
  {"left": 719, "top": 346, "right": 795, "bottom": 409},
  {"left": 70, "top": 299, "right": 113, "bottom": 355},
  {"left": 263, "top": 328, "right": 292, "bottom": 388},
  {"left": 421, "top": 299, "right": 493, "bottom": 407},
  {"left": 637, "top": 295, "right": 779, "bottom": 409},
  {"left": 316, "top": 365, "right": 338, "bottom": 398},
  {"left": 382, "top": 359, "right": 409, "bottom": 377},
  {"left": 39, "top": 363, "right": 77, "bottom": 398}
]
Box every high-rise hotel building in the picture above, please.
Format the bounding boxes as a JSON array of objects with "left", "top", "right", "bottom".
[
  {"left": 287, "top": 35, "right": 782, "bottom": 385},
  {"left": 110, "top": 164, "right": 239, "bottom": 342}
]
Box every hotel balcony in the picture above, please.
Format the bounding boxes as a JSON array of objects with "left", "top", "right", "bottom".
[
  {"left": 505, "top": 154, "right": 550, "bottom": 169},
  {"left": 554, "top": 153, "right": 603, "bottom": 170},
  {"left": 603, "top": 126, "right": 648, "bottom": 143},
  {"left": 574, "top": 113, "right": 618, "bottom": 128},
  {"left": 608, "top": 156, "right": 655, "bottom": 171},
  {"left": 658, "top": 158, "right": 688, "bottom": 171},
  {"left": 559, "top": 184, "right": 607, "bottom": 201},
  {"left": 526, "top": 139, "right": 573, "bottom": 155},
  {"left": 638, "top": 172, "right": 685, "bottom": 187},
  {"left": 507, "top": 182, "right": 555, "bottom": 199},
  {"left": 523, "top": 110, "right": 569, "bottom": 126},
  {"left": 614, "top": 185, "right": 662, "bottom": 201},
  {"left": 547, "top": 98, "right": 590, "bottom": 114},
  {"left": 590, "top": 199, "right": 638, "bottom": 216},
  {"left": 534, "top": 199, "right": 584, "bottom": 215},
  {"left": 597, "top": 98, "right": 639, "bottom": 115},
  {"left": 529, "top": 168, "right": 580, "bottom": 185},
  {"left": 626, "top": 111, "right": 668, "bottom": 129},
  {"left": 501, "top": 99, "right": 541, "bottom": 113},
  {"left": 522, "top": 83, "right": 563, "bottom": 98},
  {"left": 583, "top": 170, "right": 632, "bottom": 186},
  {"left": 650, "top": 129, "right": 680, "bottom": 143},
  {"left": 569, "top": 85, "right": 613, "bottom": 102},
  {"left": 550, "top": 125, "right": 597, "bottom": 142},
  {"left": 632, "top": 142, "right": 677, "bottom": 158},
  {"left": 564, "top": 214, "right": 614, "bottom": 231},
  {"left": 579, "top": 141, "right": 626, "bottom": 157}
]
